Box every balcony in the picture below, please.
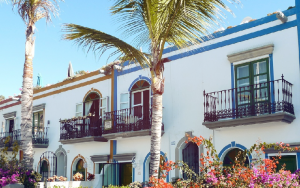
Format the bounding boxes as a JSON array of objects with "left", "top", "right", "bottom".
[
  {"left": 102, "top": 106, "right": 164, "bottom": 140},
  {"left": 59, "top": 115, "right": 107, "bottom": 144},
  {"left": 203, "top": 75, "right": 295, "bottom": 129},
  {"left": 0, "top": 130, "right": 21, "bottom": 150},
  {"left": 32, "top": 127, "right": 49, "bottom": 148}
]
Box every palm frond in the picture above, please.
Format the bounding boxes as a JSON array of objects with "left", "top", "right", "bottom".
[
  {"left": 62, "top": 24, "right": 151, "bottom": 68},
  {"left": 12, "top": 0, "right": 61, "bottom": 24},
  {"left": 157, "top": 0, "right": 240, "bottom": 52}
]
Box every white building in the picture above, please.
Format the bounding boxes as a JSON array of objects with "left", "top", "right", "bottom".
[{"left": 1, "top": 2, "right": 300, "bottom": 186}]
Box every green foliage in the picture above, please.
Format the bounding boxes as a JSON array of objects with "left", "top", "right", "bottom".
[
  {"left": 0, "top": 139, "right": 41, "bottom": 188},
  {"left": 108, "top": 186, "right": 130, "bottom": 188},
  {"left": 74, "top": 70, "right": 87, "bottom": 76}
]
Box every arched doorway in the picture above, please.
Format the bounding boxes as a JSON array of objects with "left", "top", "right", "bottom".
[
  {"left": 223, "top": 148, "right": 249, "bottom": 167},
  {"left": 84, "top": 92, "right": 101, "bottom": 136},
  {"left": 130, "top": 80, "right": 150, "bottom": 121},
  {"left": 84, "top": 92, "right": 100, "bottom": 116},
  {"left": 74, "top": 159, "right": 86, "bottom": 180},
  {"left": 39, "top": 151, "right": 57, "bottom": 181},
  {"left": 40, "top": 160, "right": 48, "bottom": 180},
  {"left": 143, "top": 151, "right": 169, "bottom": 182},
  {"left": 182, "top": 142, "right": 199, "bottom": 178}
]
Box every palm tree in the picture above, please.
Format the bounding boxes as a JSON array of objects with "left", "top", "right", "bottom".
[
  {"left": 63, "top": 0, "right": 239, "bottom": 178},
  {"left": 12, "top": 0, "right": 61, "bottom": 169}
]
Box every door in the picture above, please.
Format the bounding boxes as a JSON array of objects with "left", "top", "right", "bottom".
[
  {"left": 119, "top": 163, "right": 132, "bottom": 186},
  {"left": 132, "top": 89, "right": 150, "bottom": 119},
  {"left": 182, "top": 143, "right": 199, "bottom": 179},
  {"left": 235, "top": 58, "right": 270, "bottom": 117}
]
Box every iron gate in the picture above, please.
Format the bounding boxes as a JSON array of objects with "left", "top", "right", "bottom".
[{"left": 39, "top": 151, "right": 57, "bottom": 181}]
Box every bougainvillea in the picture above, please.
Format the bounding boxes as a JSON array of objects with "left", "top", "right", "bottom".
[
  {"left": 0, "top": 137, "right": 41, "bottom": 188},
  {"left": 149, "top": 135, "right": 300, "bottom": 188}
]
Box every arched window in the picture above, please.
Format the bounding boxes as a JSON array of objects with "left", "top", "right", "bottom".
[
  {"left": 74, "top": 159, "right": 86, "bottom": 180},
  {"left": 182, "top": 143, "right": 199, "bottom": 178},
  {"left": 223, "top": 148, "right": 249, "bottom": 167}
]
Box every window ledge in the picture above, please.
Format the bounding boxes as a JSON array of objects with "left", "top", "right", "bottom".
[
  {"left": 59, "top": 136, "right": 108, "bottom": 144},
  {"left": 227, "top": 44, "right": 274, "bottom": 63},
  {"left": 202, "top": 112, "right": 295, "bottom": 129},
  {"left": 102, "top": 129, "right": 165, "bottom": 140}
]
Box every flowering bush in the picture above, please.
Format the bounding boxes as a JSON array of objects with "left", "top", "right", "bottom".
[
  {"left": 87, "top": 172, "right": 95, "bottom": 181},
  {"left": 148, "top": 135, "right": 300, "bottom": 188},
  {"left": 0, "top": 137, "right": 41, "bottom": 188},
  {"left": 129, "top": 181, "right": 142, "bottom": 188},
  {"left": 73, "top": 172, "right": 84, "bottom": 181},
  {"left": 47, "top": 175, "right": 67, "bottom": 182}
]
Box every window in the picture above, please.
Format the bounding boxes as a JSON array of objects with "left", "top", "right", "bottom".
[
  {"left": 269, "top": 155, "right": 297, "bottom": 173},
  {"left": 223, "top": 148, "right": 249, "bottom": 167},
  {"left": 235, "top": 58, "right": 270, "bottom": 115},
  {"left": 75, "top": 103, "right": 83, "bottom": 117},
  {"left": 33, "top": 111, "right": 44, "bottom": 132},
  {"left": 120, "top": 93, "right": 129, "bottom": 110},
  {"left": 5, "top": 118, "right": 14, "bottom": 134},
  {"left": 100, "top": 96, "right": 109, "bottom": 117}
]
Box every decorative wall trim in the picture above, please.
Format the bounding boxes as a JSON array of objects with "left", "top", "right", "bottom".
[
  {"left": 113, "top": 153, "right": 135, "bottom": 161},
  {"left": 3, "top": 111, "right": 16, "bottom": 119},
  {"left": 70, "top": 154, "right": 87, "bottom": 181},
  {"left": 128, "top": 75, "right": 151, "bottom": 92},
  {"left": 218, "top": 141, "right": 252, "bottom": 161},
  {"left": 143, "top": 151, "right": 169, "bottom": 183},
  {"left": 0, "top": 102, "right": 21, "bottom": 111},
  {"left": 227, "top": 44, "right": 274, "bottom": 63},
  {"left": 33, "top": 103, "right": 46, "bottom": 112},
  {"left": 55, "top": 145, "right": 67, "bottom": 178},
  {"left": 82, "top": 88, "right": 102, "bottom": 102},
  {"left": 90, "top": 155, "right": 109, "bottom": 163},
  {"left": 174, "top": 133, "right": 203, "bottom": 178},
  {"left": 166, "top": 20, "right": 296, "bottom": 62},
  {"left": 163, "top": 8, "right": 296, "bottom": 55},
  {"left": 33, "top": 75, "right": 111, "bottom": 100},
  {"left": 34, "top": 70, "right": 100, "bottom": 94}
]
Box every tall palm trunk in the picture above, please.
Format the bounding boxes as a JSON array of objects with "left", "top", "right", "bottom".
[
  {"left": 21, "top": 23, "right": 35, "bottom": 170},
  {"left": 150, "top": 46, "right": 164, "bottom": 178}
]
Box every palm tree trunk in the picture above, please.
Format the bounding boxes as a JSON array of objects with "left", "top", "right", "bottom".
[
  {"left": 150, "top": 93, "right": 163, "bottom": 178},
  {"left": 150, "top": 46, "right": 164, "bottom": 179},
  {"left": 21, "top": 24, "right": 35, "bottom": 170}
]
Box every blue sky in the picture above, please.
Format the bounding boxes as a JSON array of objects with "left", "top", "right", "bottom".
[{"left": 0, "top": 0, "right": 295, "bottom": 98}]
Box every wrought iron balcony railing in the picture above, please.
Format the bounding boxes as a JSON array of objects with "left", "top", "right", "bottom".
[
  {"left": 59, "top": 115, "right": 102, "bottom": 140},
  {"left": 0, "top": 129, "right": 21, "bottom": 148},
  {"left": 32, "top": 127, "right": 49, "bottom": 145},
  {"left": 102, "top": 106, "right": 164, "bottom": 134},
  {"left": 204, "top": 75, "right": 294, "bottom": 122}
]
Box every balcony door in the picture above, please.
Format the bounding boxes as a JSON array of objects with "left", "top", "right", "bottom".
[
  {"left": 130, "top": 80, "right": 150, "bottom": 120},
  {"left": 235, "top": 58, "right": 270, "bottom": 117}
]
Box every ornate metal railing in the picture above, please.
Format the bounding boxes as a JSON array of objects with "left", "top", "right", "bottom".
[
  {"left": 0, "top": 129, "right": 21, "bottom": 148},
  {"left": 102, "top": 106, "right": 164, "bottom": 134},
  {"left": 32, "top": 127, "right": 49, "bottom": 145},
  {"left": 59, "top": 115, "right": 102, "bottom": 140},
  {"left": 204, "top": 75, "right": 294, "bottom": 122}
]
